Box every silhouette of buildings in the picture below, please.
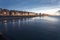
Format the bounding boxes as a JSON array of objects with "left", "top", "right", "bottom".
[
  {"left": 0, "top": 8, "right": 51, "bottom": 17},
  {"left": 0, "top": 8, "right": 37, "bottom": 17}
]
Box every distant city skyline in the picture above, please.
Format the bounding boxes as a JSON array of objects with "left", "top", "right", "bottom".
[{"left": 0, "top": 0, "right": 60, "bottom": 15}]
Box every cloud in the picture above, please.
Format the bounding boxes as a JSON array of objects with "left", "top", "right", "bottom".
[
  {"left": 0, "top": 0, "right": 60, "bottom": 11},
  {"left": 50, "top": 0, "right": 57, "bottom": 3},
  {"left": 24, "top": 5, "right": 60, "bottom": 14},
  {"left": 50, "top": 0, "right": 60, "bottom": 4}
]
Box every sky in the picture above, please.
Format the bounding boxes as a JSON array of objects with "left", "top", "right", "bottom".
[{"left": 0, "top": 0, "right": 60, "bottom": 14}]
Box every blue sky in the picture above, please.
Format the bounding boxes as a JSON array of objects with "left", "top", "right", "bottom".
[{"left": 0, "top": 0, "right": 60, "bottom": 14}]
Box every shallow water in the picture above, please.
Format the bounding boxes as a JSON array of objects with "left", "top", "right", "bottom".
[{"left": 0, "top": 16, "right": 60, "bottom": 40}]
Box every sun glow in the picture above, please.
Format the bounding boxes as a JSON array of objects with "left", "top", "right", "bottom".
[
  {"left": 36, "top": 9, "right": 58, "bottom": 15},
  {"left": 28, "top": 8, "right": 60, "bottom": 15}
]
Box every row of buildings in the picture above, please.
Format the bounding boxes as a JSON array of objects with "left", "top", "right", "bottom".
[
  {"left": 39, "top": 13, "right": 51, "bottom": 16},
  {"left": 0, "top": 8, "right": 38, "bottom": 16}
]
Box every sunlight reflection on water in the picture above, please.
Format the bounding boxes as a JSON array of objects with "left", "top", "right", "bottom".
[
  {"left": 31, "top": 16, "right": 59, "bottom": 23},
  {"left": 41, "top": 16, "right": 58, "bottom": 22}
]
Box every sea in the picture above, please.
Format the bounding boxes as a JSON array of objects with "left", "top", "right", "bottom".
[{"left": 0, "top": 16, "right": 60, "bottom": 40}]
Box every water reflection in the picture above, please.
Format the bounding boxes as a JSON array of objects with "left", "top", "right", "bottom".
[
  {"left": 12, "top": 19, "right": 16, "bottom": 31},
  {"left": 18, "top": 19, "right": 21, "bottom": 29},
  {"left": 4, "top": 22, "right": 8, "bottom": 32},
  {"left": 3, "top": 20, "right": 7, "bottom": 23},
  {"left": 41, "top": 16, "right": 59, "bottom": 22},
  {"left": 0, "top": 17, "right": 60, "bottom": 32},
  {"left": 31, "top": 16, "right": 59, "bottom": 23},
  {"left": 0, "top": 17, "right": 33, "bottom": 32},
  {"left": 0, "top": 17, "right": 60, "bottom": 40}
]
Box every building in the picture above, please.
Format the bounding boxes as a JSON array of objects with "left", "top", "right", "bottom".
[{"left": 0, "top": 8, "right": 37, "bottom": 17}]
